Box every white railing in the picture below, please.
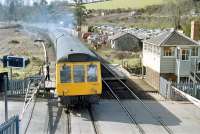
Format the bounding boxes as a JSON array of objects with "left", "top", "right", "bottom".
[{"left": 171, "top": 86, "right": 200, "bottom": 109}]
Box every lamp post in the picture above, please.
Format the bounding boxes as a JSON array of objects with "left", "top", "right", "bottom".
[
  {"left": 55, "top": 34, "right": 64, "bottom": 52},
  {"left": 34, "top": 40, "right": 47, "bottom": 64}
]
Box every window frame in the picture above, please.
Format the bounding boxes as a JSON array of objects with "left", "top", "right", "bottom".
[
  {"left": 143, "top": 44, "right": 147, "bottom": 51},
  {"left": 73, "top": 64, "right": 85, "bottom": 83},
  {"left": 197, "top": 62, "right": 200, "bottom": 72},
  {"left": 163, "top": 47, "right": 175, "bottom": 57},
  {"left": 181, "top": 49, "right": 190, "bottom": 61},
  {"left": 59, "top": 64, "right": 72, "bottom": 83},
  {"left": 191, "top": 47, "right": 199, "bottom": 57},
  {"left": 156, "top": 46, "right": 160, "bottom": 55},
  {"left": 87, "top": 64, "right": 98, "bottom": 82}
]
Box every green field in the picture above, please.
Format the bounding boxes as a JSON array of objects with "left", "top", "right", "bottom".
[
  {"left": 84, "top": 0, "right": 166, "bottom": 10},
  {"left": 96, "top": 48, "right": 141, "bottom": 66}
]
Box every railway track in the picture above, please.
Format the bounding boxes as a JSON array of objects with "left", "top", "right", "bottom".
[
  {"left": 23, "top": 97, "right": 38, "bottom": 134},
  {"left": 91, "top": 50, "right": 174, "bottom": 134},
  {"left": 101, "top": 63, "right": 174, "bottom": 134},
  {"left": 65, "top": 107, "right": 71, "bottom": 134},
  {"left": 88, "top": 105, "right": 100, "bottom": 134},
  {"left": 103, "top": 79, "right": 145, "bottom": 134}
]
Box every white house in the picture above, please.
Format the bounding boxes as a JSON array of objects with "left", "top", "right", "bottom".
[{"left": 143, "top": 30, "right": 200, "bottom": 90}]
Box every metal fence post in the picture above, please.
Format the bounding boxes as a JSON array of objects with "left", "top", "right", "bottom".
[
  {"left": 4, "top": 75, "right": 8, "bottom": 122},
  {"left": 195, "top": 84, "right": 197, "bottom": 98},
  {"left": 10, "top": 67, "right": 12, "bottom": 80},
  {"left": 16, "top": 116, "right": 19, "bottom": 134},
  {"left": 23, "top": 79, "right": 25, "bottom": 95}
]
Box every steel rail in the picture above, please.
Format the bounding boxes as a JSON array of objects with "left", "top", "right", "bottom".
[
  {"left": 67, "top": 112, "right": 71, "bottom": 134},
  {"left": 65, "top": 107, "right": 71, "bottom": 134},
  {"left": 88, "top": 105, "right": 100, "bottom": 134},
  {"left": 102, "top": 62, "right": 174, "bottom": 134},
  {"left": 23, "top": 97, "right": 37, "bottom": 134},
  {"left": 103, "top": 79, "right": 145, "bottom": 134},
  {"left": 92, "top": 50, "right": 173, "bottom": 134}
]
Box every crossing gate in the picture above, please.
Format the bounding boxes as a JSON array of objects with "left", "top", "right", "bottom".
[{"left": 0, "top": 116, "right": 19, "bottom": 134}]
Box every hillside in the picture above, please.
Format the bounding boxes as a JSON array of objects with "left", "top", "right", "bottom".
[{"left": 84, "top": 0, "right": 166, "bottom": 10}]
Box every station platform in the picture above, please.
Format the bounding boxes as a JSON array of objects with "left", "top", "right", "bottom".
[
  {"left": 1, "top": 99, "right": 200, "bottom": 134},
  {"left": 128, "top": 76, "right": 158, "bottom": 92}
]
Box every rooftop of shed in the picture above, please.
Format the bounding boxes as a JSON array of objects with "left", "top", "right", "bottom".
[{"left": 110, "top": 32, "right": 140, "bottom": 41}]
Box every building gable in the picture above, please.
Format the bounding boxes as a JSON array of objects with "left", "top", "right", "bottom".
[
  {"left": 111, "top": 32, "right": 140, "bottom": 41},
  {"left": 144, "top": 30, "right": 199, "bottom": 46}
]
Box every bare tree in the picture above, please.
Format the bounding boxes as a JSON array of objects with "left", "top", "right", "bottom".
[
  {"left": 166, "top": 0, "right": 194, "bottom": 30},
  {"left": 74, "top": 0, "right": 86, "bottom": 28},
  {"left": 40, "top": 0, "right": 48, "bottom": 6}
]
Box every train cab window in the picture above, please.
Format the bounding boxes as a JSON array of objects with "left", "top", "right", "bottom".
[
  {"left": 60, "top": 65, "right": 71, "bottom": 83},
  {"left": 73, "top": 65, "right": 85, "bottom": 83},
  {"left": 87, "top": 64, "right": 98, "bottom": 82}
]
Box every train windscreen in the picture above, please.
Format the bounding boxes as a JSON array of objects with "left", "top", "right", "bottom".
[
  {"left": 73, "top": 65, "right": 85, "bottom": 82},
  {"left": 87, "top": 64, "right": 98, "bottom": 82},
  {"left": 60, "top": 65, "right": 71, "bottom": 83}
]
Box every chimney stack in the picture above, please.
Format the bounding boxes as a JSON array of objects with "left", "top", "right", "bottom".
[{"left": 191, "top": 21, "right": 200, "bottom": 41}]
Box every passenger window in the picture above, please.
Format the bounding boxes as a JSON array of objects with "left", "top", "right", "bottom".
[
  {"left": 87, "top": 64, "right": 98, "bottom": 82},
  {"left": 73, "top": 65, "right": 85, "bottom": 83},
  {"left": 60, "top": 64, "right": 71, "bottom": 83}
]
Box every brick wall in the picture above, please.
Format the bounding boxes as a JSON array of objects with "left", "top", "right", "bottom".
[{"left": 145, "top": 67, "right": 160, "bottom": 90}]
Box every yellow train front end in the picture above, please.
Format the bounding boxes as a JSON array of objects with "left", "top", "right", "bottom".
[{"left": 56, "top": 61, "right": 102, "bottom": 105}]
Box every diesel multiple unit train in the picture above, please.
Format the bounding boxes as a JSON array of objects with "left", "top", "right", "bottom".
[{"left": 49, "top": 29, "right": 102, "bottom": 105}]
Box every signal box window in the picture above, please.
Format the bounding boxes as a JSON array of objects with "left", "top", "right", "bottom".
[
  {"left": 60, "top": 65, "right": 71, "bottom": 83},
  {"left": 191, "top": 47, "right": 198, "bottom": 56},
  {"left": 164, "top": 47, "right": 175, "bottom": 56},
  {"left": 181, "top": 49, "right": 189, "bottom": 61},
  {"left": 73, "top": 65, "right": 85, "bottom": 83},
  {"left": 87, "top": 65, "right": 98, "bottom": 82}
]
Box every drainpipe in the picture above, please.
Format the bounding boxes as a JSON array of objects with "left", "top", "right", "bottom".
[
  {"left": 194, "top": 58, "right": 197, "bottom": 97},
  {"left": 177, "top": 47, "right": 181, "bottom": 84}
]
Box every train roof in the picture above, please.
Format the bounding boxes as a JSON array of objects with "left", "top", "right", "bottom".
[{"left": 54, "top": 30, "right": 98, "bottom": 62}]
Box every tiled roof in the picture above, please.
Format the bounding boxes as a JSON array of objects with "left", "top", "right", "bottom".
[
  {"left": 144, "top": 30, "right": 199, "bottom": 46},
  {"left": 110, "top": 32, "right": 139, "bottom": 40}
]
